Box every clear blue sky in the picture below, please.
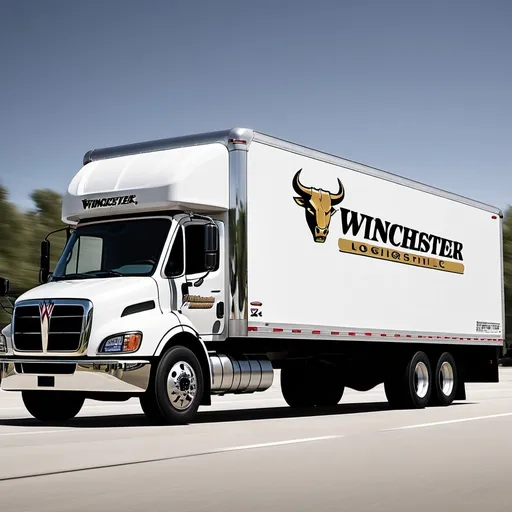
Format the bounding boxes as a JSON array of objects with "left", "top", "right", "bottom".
[{"left": 1, "top": 0, "right": 510, "bottom": 211}]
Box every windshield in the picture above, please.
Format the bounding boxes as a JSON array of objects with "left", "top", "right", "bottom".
[{"left": 52, "top": 218, "right": 171, "bottom": 280}]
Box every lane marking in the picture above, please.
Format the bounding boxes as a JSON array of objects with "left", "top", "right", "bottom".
[
  {"left": 0, "top": 429, "right": 74, "bottom": 437},
  {"left": 0, "top": 435, "right": 343, "bottom": 482},
  {"left": 384, "top": 412, "right": 512, "bottom": 431},
  {"left": 211, "top": 435, "right": 342, "bottom": 453}
]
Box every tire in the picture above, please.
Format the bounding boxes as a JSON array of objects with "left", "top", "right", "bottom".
[
  {"left": 139, "top": 389, "right": 167, "bottom": 425},
  {"left": 22, "top": 391, "right": 85, "bottom": 424},
  {"left": 384, "top": 351, "right": 432, "bottom": 409},
  {"left": 315, "top": 362, "right": 345, "bottom": 407},
  {"left": 280, "top": 364, "right": 316, "bottom": 408},
  {"left": 429, "top": 352, "right": 458, "bottom": 406},
  {"left": 151, "top": 345, "right": 204, "bottom": 425}
]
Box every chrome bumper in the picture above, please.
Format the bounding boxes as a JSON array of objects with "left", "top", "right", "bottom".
[{"left": 0, "top": 359, "right": 151, "bottom": 393}]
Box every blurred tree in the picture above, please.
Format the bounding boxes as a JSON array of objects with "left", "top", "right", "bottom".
[{"left": 0, "top": 187, "right": 66, "bottom": 326}]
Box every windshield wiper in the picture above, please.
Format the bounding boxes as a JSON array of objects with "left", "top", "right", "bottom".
[
  {"left": 52, "top": 270, "right": 123, "bottom": 281},
  {"left": 52, "top": 273, "right": 95, "bottom": 281},
  {"left": 88, "top": 270, "right": 123, "bottom": 277}
]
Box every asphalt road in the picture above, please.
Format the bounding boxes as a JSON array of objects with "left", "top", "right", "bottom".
[{"left": 1, "top": 369, "right": 512, "bottom": 512}]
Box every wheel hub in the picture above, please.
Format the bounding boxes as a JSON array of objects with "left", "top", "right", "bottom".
[
  {"left": 439, "top": 361, "right": 454, "bottom": 397},
  {"left": 166, "top": 361, "right": 197, "bottom": 411},
  {"left": 414, "top": 361, "right": 429, "bottom": 398}
]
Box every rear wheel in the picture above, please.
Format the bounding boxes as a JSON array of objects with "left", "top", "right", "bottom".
[
  {"left": 384, "top": 351, "right": 432, "bottom": 409},
  {"left": 280, "top": 364, "right": 316, "bottom": 408},
  {"left": 315, "top": 362, "right": 345, "bottom": 407},
  {"left": 281, "top": 360, "right": 344, "bottom": 408},
  {"left": 22, "top": 391, "right": 85, "bottom": 424},
  {"left": 429, "top": 352, "right": 457, "bottom": 406}
]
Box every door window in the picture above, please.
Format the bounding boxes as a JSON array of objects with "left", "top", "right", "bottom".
[{"left": 164, "top": 222, "right": 219, "bottom": 278}]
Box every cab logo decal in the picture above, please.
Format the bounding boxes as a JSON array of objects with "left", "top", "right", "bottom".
[
  {"left": 184, "top": 295, "right": 215, "bottom": 310},
  {"left": 82, "top": 195, "right": 138, "bottom": 210}
]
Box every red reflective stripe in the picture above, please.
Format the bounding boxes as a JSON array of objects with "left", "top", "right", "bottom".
[{"left": 251, "top": 327, "right": 493, "bottom": 341}]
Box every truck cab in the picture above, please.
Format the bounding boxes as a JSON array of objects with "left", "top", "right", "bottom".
[{"left": 0, "top": 129, "right": 273, "bottom": 425}]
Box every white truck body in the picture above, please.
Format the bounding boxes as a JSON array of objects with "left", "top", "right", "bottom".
[
  {"left": 0, "top": 128, "right": 504, "bottom": 423},
  {"left": 246, "top": 138, "right": 504, "bottom": 342}
]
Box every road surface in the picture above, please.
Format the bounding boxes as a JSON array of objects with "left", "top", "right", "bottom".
[{"left": 1, "top": 368, "right": 512, "bottom": 511}]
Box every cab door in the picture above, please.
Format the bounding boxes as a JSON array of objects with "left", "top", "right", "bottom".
[{"left": 164, "top": 216, "right": 225, "bottom": 338}]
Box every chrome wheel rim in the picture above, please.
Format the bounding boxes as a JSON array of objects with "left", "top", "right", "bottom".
[
  {"left": 414, "top": 361, "right": 429, "bottom": 398},
  {"left": 439, "top": 361, "right": 454, "bottom": 397},
  {"left": 166, "top": 361, "right": 197, "bottom": 411}
]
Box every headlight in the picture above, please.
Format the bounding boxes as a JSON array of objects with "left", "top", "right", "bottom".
[
  {"left": 0, "top": 334, "right": 6, "bottom": 353},
  {"left": 99, "top": 332, "right": 142, "bottom": 353}
]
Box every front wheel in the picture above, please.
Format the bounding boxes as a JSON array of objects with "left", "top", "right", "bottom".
[
  {"left": 150, "top": 345, "right": 204, "bottom": 425},
  {"left": 22, "top": 391, "right": 85, "bottom": 424}
]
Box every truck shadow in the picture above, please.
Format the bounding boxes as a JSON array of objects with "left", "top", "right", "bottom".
[{"left": 0, "top": 400, "right": 473, "bottom": 429}]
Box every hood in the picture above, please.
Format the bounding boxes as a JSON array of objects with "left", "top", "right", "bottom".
[{"left": 16, "top": 277, "right": 160, "bottom": 316}]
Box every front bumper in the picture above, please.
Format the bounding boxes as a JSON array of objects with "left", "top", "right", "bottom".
[{"left": 0, "top": 359, "right": 151, "bottom": 393}]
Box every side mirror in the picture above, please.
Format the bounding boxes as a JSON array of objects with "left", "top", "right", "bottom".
[
  {"left": 0, "top": 278, "right": 9, "bottom": 297},
  {"left": 40, "top": 240, "right": 51, "bottom": 284},
  {"left": 204, "top": 224, "right": 219, "bottom": 271}
]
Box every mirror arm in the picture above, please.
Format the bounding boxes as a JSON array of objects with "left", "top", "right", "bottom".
[
  {"left": 0, "top": 296, "right": 14, "bottom": 315},
  {"left": 44, "top": 225, "right": 72, "bottom": 241}
]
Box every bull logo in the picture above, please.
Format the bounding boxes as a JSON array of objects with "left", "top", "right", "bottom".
[{"left": 292, "top": 169, "right": 345, "bottom": 243}]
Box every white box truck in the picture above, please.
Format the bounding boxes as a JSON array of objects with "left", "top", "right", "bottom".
[{"left": 0, "top": 128, "right": 505, "bottom": 424}]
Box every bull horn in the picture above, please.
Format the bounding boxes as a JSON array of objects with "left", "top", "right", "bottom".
[
  {"left": 292, "top": 169, "right": 312, "bottom": 196},
  {"left": 330, "top": 179, "right": 345, "bottom": 205}
]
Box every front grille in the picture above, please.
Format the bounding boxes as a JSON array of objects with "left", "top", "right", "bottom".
[{"left": 13, "top": 300, "right": 92, "bottom": 353}]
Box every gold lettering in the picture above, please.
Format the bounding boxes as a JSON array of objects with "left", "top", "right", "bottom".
[{"left": 338, "top": 238, "right": 464, "bottom": 274}]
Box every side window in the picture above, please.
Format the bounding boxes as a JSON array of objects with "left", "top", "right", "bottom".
[
  {"left": 185, "top": 224, "right": 208, "bottom": 275},
  {"left": 164, "top": 228, "right": 184, "bottom": 277},
  {"left": 164, "top": 222, "right": 219, "bottom": 278}
]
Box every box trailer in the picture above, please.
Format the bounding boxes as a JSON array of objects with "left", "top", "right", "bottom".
[{"left": 0, "top": 128, "right": 505, "bottom": 424}]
